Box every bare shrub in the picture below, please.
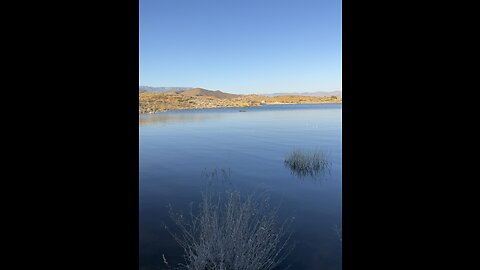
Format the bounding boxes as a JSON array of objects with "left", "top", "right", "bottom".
[{"left": 166, "top": 189, "right": 294, "bottom": 270}]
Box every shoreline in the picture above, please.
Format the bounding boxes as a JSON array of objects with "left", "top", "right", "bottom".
[
  {"left": 139, "top": 101, "right": 342, "bottom": 114},
  {"left": 139, "top": 92, "right": 342, "bottom": 114}
]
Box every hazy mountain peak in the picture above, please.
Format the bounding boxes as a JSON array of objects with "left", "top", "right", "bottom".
[
  {"left": 264, "top": 90, "right": 342, "bottom": 98},
  {"left": 139, "top": 86, "right": 193, "bottom": 93}
]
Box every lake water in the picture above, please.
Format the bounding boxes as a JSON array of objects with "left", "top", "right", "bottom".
[{"left": 140, "top": 104, "right": 342, "bottom": 270}]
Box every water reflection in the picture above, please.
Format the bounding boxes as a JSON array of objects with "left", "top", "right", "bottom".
[
  {"left": 287, "top": 166, "right": 331, "bottom": 181},
  {"left": 139, "top": 112, "right": 224, "bottom": 126},
  {"left": 140, "top": 104, "right": 342, "bottom": 270}
]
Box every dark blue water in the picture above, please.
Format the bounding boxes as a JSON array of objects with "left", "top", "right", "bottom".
[{"left": 140, "top": 104, "right": 342, "bottom": 270}]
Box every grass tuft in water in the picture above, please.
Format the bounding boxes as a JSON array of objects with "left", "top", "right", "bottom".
[
  {"left": 166, "top": 189, "right": 294, "bottom": 270},
  {"left": 284, "top": 149, "right": 330, "bottom": 178},
  {"left": 201, "top": 167, "right": 232, "bottom": 182}
]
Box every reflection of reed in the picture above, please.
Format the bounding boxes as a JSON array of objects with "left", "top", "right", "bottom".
[
  {"left": 201, "top": 167, "right": 232, "bottom": 182},
  {"left": 139, "top": 113, "right": 222, "bottom": 126},
  {"left": 334, "top": 224, "right": 342, "bottom": 243}
]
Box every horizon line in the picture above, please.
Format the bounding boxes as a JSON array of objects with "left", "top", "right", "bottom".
[{"left": 139, "top": 85, "right": 342, "bottom": 93}]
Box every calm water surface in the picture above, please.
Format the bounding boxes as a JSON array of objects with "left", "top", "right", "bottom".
[{"left": 140, "top": 104, "right": 342, "bottom": 270}]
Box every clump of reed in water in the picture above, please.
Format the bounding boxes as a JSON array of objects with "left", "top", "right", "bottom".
[{"left": 284, "top": 149, "right": 330, "bottom": 178}]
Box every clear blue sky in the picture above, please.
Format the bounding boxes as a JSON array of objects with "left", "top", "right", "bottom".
[{"left": 140, "top": 0, "right": 341, "bottom": 94}]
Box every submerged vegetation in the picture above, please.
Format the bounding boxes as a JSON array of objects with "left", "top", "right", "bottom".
[
  {"left": 166, "top": 188, "right": 294, "bottom": 270},
  {"left": 200, "top": 167, "right": 232, "bottom": 182},
  {"left": 284, "top": 149, "right": 331, "bottom": 178},
  {"left": 334, "top": 225, "right": 342, "bottom": 243}
]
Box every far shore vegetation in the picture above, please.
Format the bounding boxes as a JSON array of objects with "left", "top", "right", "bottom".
[{"left": 139, "top": 88, "right": 341, "bottom": 114}]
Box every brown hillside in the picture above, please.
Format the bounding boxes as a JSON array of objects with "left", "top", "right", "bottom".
[{"left": 180, "top": 88, "right": 241, "bottom": 99}]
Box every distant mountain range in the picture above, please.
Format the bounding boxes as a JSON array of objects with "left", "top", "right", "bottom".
[
  {"left": 139, "top": 86, "right": 341, "bottom": 98},
  {"left": 166, "top": 88, "right": 241, "bottom": 99},
  {"left": 263, "top": 91, "right": 342, "bottom": 98},
  {"left": 139, "top": 86, "right": 193, "bottom": 93},
  {"left": 140, "top": 86, "right": 241, "bottom": 99}
]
